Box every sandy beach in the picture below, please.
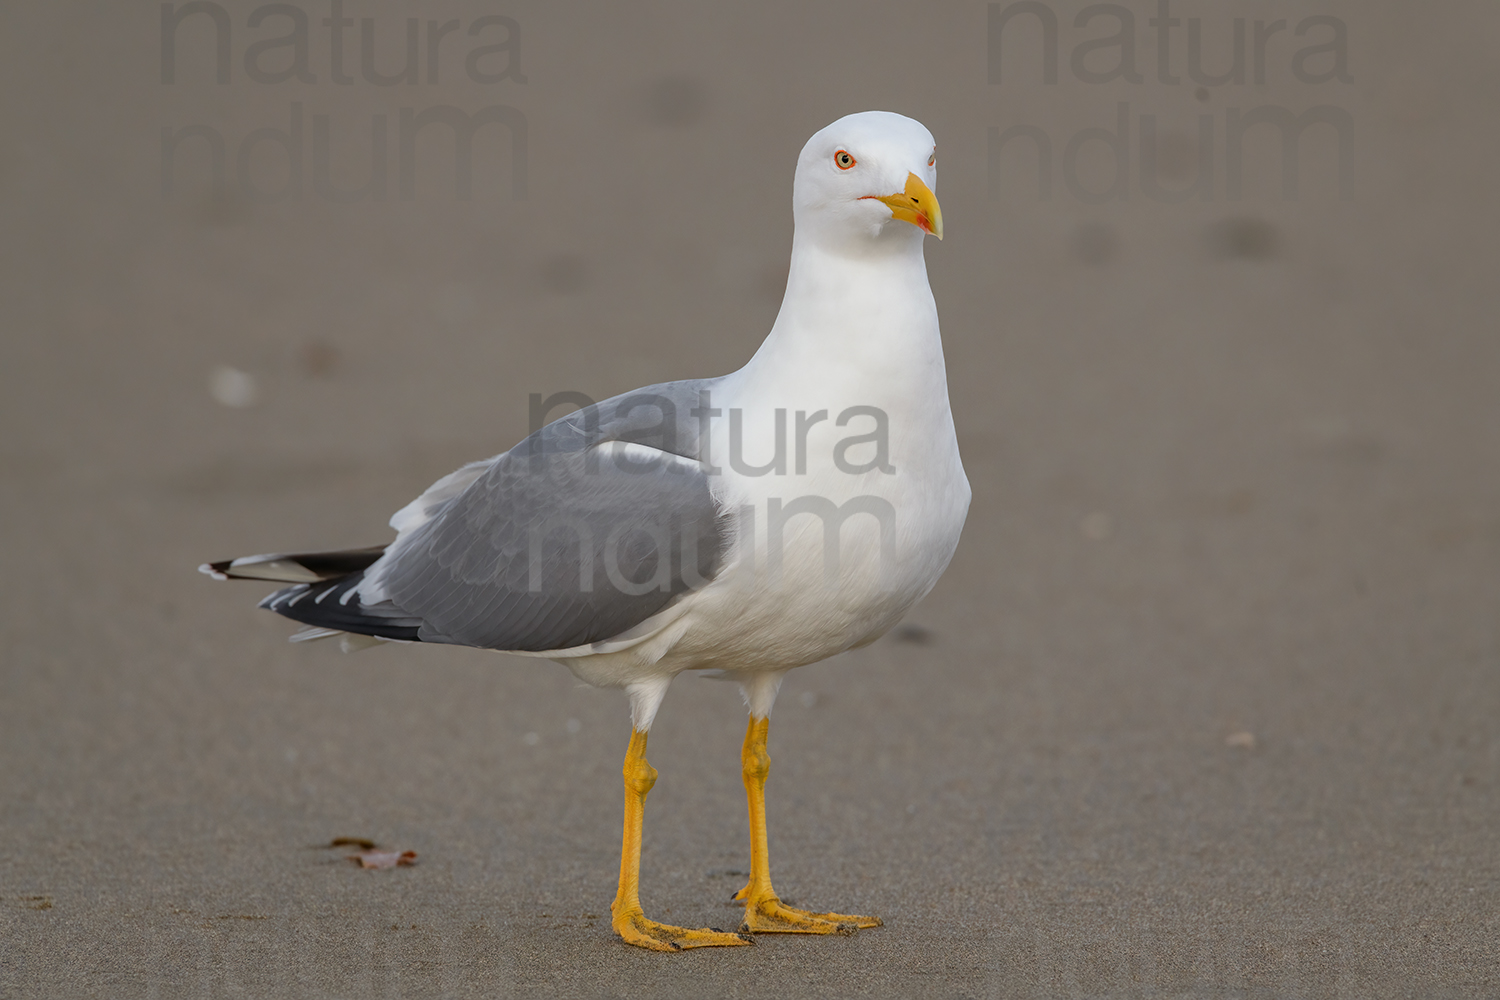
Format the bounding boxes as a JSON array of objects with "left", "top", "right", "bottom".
[{"left": 2, "top": 2, "right": 1496, "bottom": 996}]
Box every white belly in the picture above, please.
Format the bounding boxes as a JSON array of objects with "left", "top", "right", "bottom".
[
  {"left": 557, "top": 389, "right": 970, "bottom": 687},
  {"left": 682, "top": 459, "right": 970, "bottom": 671}
]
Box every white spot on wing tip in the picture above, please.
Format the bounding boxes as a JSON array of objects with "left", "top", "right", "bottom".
[{"left": 198, "top": 563, "right": 229, "bottom": 581}]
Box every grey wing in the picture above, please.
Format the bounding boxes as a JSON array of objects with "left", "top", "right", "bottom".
[{"left": 368, "top": 379, "right": 726, "bottom": 652}]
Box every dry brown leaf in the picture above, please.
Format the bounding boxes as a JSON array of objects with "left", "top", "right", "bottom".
[
  {"left": 349, "top": 850, "right": 417, "bottom": 870},
  {"left": 328, "top": 837, "right": 376, "bottom": 850}
]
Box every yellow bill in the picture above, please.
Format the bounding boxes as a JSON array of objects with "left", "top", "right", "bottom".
[{"left": 865, "top": 171, "right": 943, "bottom": 240}]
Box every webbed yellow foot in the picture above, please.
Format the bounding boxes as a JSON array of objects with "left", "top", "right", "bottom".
[
  {"left": 731, "top": 881, "right": 881, "bottom": 930},
  {"left": 738, "top": 893, "right": 882, "bottom": 935},
  {"left": 613, "top": 905, "right": 752, "bottom": 951}
]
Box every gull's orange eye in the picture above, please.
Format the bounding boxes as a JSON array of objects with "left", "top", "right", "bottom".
[
  {"left": 834, "top": 150, "right": 856, "bottom": 170},
  {"left": 929, "top": 149, "right": 936, "bottom": 167}
]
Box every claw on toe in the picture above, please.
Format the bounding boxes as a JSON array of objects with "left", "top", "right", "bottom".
[{"left": 613, "top": 907, "right": 753, "bottom": 951}]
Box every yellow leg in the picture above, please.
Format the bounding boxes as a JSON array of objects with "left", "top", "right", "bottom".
[
  {"left": 610, "top": 728, "right": 752, "bottom": 952},
  {"left": 735, "top": 716, "right": 883, "bottom": 935}
]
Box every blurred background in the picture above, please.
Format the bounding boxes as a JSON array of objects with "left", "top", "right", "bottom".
[{"left": 2, "top": 2, "right": 1496, "bottom": 996}]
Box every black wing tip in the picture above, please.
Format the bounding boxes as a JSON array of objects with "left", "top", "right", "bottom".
[
  {"left": 261, "top": 574, "right": 425, "bottom": 643},
  {"left": 290, "top": 546, "right": 389, "bottom": 578}
]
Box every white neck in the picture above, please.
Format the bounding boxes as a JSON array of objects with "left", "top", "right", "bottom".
[{"left": 735, "top": 230, "right": 944, "bottom": 404}]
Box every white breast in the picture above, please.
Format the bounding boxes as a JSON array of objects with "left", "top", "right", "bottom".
[
  {"left": 554, "top": 233, "right": 970, "bottom": 684},
  {"left": 661, "top": 241, "right": 969, "bottom": 672}
]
